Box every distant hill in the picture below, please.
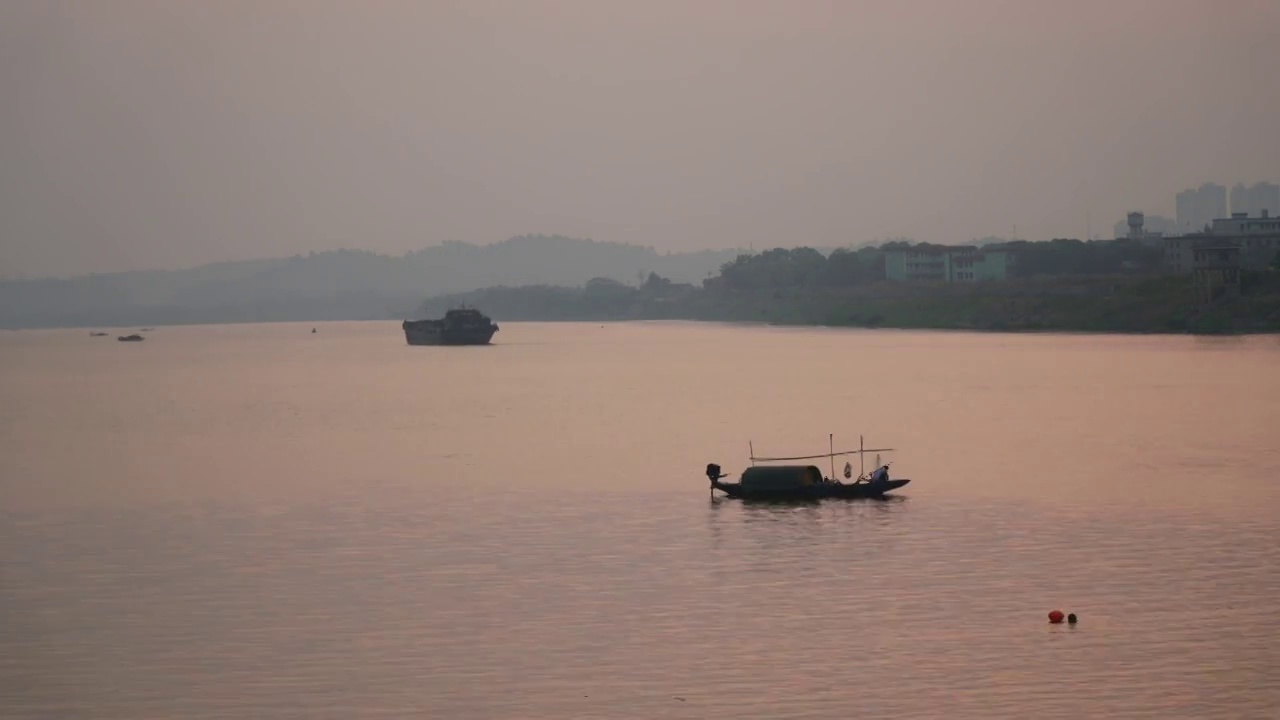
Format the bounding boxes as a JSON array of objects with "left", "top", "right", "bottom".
[{"left": 0, "top": 235, "right": 746, "bottom": 328}]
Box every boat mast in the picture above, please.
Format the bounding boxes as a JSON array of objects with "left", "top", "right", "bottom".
[
  {"left": 829, "top": 433, "right": 835, "bottom": 481},
  {"left": 860, "top": 434, "right": 865, "bottom": 479}
]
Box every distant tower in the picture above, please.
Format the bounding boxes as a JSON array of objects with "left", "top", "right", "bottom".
[
  {"left": 1127, "top": 211, "right": 1145, "bottom": 239},
  {"left": 1177, "top": 183, "right": 1228, "bottom": 234},
  {"left": 1231, "top": 181, "right": 1280, "bottom": 217}
]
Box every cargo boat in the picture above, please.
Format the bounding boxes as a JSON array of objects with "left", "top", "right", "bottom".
[{"left": 402, "top": 307, "right": 499, "bottom": 346}]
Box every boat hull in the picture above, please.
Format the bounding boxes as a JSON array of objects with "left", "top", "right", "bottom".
[
  {"left": 712, "top": 478, "right": 909, "bottom": 501},
  {"left": 402, "top": 321, "right": 498, "bottom": 346}
]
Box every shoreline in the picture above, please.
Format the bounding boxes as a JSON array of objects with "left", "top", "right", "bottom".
[
  {"left": 415, "top": 273, "right": 1280, "bottom": 337},
  {"left": 9, "top": 272, "right": 1280, "bottom": 337},
  {"left": 9, "top": 316, "right": 1279, "bottom": 338}
]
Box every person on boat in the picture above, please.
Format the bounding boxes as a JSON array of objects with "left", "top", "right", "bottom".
[{"left": 870, "top": 464, "right": 890, "bottom": 483}]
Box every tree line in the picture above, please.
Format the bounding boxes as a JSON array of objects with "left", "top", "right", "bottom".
[{"left": 711, "top": 238, "right": 1166, "bottom": 289}]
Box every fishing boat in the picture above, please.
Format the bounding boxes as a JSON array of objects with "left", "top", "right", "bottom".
[{"left": 705, "top": 434, "right": 910, "bottom": 501}]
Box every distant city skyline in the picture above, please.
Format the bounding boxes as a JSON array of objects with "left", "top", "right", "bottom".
[
  {"left": 3, "top": 1, "right": 1279, "bottom": 278},
  {"left": 6, "top": 175, "right": 1279, "bottom": 280},
  {"left": 1175, "top": 183, "right": 1229, "bottom": 235},
  {"left": 1230, "top": 182, "right": 1280, "bottom": 218}
]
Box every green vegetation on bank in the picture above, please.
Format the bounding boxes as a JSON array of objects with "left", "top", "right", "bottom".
[
  {"left": 9, "top": 233, "right": 1277, "bottom": 333},
  {"left": 709, "top": 238, "right": 1165, "bottom": 289},
  {"left": 420, "top": 241, "right": 1280, "bottom": 335}
]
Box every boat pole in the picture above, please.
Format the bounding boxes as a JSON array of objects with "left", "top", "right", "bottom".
[
  {"left": 749, "top": 441, "right": 755, "bottom": 467},
  {"left": 860, "top": 434, "right": 865, "bottom": 480},
  {"left": 829, "top": 433, "right": 835, "bottom": 481}
]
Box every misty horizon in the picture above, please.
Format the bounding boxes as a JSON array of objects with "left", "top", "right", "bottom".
[
  {"left": 3, "top": 0, "right": 1279, "bottom": 278},
  {"left": 0, "top": 235, "right": 752, "bottom": 282}
]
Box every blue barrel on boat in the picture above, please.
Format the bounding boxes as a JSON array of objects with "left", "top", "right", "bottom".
[{"left": 740, "top": 465, "right": 823, "bottom": 492}]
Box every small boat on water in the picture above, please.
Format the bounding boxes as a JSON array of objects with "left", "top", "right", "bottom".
[
  {"left": 117, "top": 334, "right": 145, "bottom": 342},
  {"left": 706, "top": 434, "right": 911, "bottom": 501}
]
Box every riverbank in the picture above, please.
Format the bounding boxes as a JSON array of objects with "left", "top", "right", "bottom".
[{"left": 420, "top": 273, "right": 1280, "bottom": 335}]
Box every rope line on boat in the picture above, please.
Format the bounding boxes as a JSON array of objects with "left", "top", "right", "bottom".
[{"left": 750, "top": 448, "right": 893, "bottom": 462}]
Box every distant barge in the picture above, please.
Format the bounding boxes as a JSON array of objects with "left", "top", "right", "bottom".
[{"left": 402, "top": 307, "right": 499, "bottom": 346}]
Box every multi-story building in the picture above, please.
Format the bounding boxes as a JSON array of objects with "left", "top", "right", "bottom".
[
  {"left": 884, "top": 246, "right": 1013, "bottom": 282},
  {"left": 1191, "top": 242, "right": 1243, "bottom": 304},
  {"left": 1230, "top": 182, "right": 1280, "bottom": 218},
  {"left": 1210, "top": 210, "right": 1280, "bottom": 235},
  {"left": 1175, "top": 183, "right": 1228, "bottom": 235},
  {"left": 1163, "top": 211, "right": 1280, "bottom": 274}
]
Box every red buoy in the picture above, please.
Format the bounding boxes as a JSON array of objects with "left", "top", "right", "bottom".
[{"left": 1048, "top": 610, "right": 1064, "bottom": 624}]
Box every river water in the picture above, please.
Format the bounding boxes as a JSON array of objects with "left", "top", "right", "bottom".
[{"left": 2, "top": 321, "right": 1278, "bottom": 718}]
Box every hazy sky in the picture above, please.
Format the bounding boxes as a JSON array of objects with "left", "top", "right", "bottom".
[{"left": 3, "top": 0, "right": 1278, "bottom": 277}]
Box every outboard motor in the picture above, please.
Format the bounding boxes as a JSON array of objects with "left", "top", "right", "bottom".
[{"left": 706, "top": 463, "right": 727, "bottom": 497}]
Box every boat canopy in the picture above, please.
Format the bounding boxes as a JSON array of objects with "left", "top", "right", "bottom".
[
  {"left": 740, "top": 465, "right": 823, "bottom": 491},
  {"left": 747, "top": 434, "right": 894, "bottom": 481}
]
